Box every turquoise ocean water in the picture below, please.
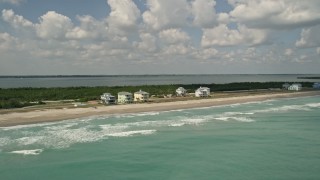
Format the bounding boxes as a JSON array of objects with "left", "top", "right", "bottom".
[{"left": 1, "top": 95, "right": 320, "bottom": 179}]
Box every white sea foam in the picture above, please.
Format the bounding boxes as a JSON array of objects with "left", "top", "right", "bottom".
[
  {"left": 252, "top": 104, "right": 311, "bottom": 114},
  {"left": 213, "top": 116, "right": 254, "bottom": 122},
  {"left": 231, "top": 117, "right": 255, "bottom": 122},
  {"left": 135, "top": 112, "right": 160, "bottom": 116},
  {"left": 15, "top": 136, "right": 44, "bottom": 146},
  {"left": 9, "top": 149, "right": 43, "bottom": 155},
  {"left": 214, "top": 117, "right": 230, "bottom": 121},
  {"left": 107, "top": 130, "right": 156, "bottom": 137},
  {"left": 114, "top": 112, "right": 160, "bottom": 119},
  {"left": 306, "top": 103, "right": 320, "bottom": 108},
  {"left": 224, "top": 112, "right": 255, "bottom": 116},
  {"left": 0, "top": 121, "right": 59, "bottom": 131},
  {"left": 168, "top": 123, "right": 185, "bottom": 127},
  {"left": 0, "top": 137, "right": 11, "bottom": 146},
  {"left": 181, "top": 118, "right": 206, "bottom": 125},
  {"left": 44, "top": 123, "right": 78, "bottom": 130}
]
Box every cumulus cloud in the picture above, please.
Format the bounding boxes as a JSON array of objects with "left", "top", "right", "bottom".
[
  {"left": 229, "top": 0, "right": 320, "bottom": 29},
  {"left": 194, "top": 47, "right": 219, "bottom": 60},
  {"left": 36, "top": 11, "right": 73, "bottom": 39},
  {"left": 296, "top": 25, "right": 320, "bottom": 48},
  {"left": 142, "top": 0, "right": 191, "bottom": 30},
  {"left": 284, "top": 48, "right": 293, "bottom": 56},
  {"left": 0, "top": 32, "right": 17, "bottom": 51},
  {"left": 201, "top": 24, "right": 267, "bottom": 47},
  {"left": 107, "top": 0, "right": 140, "bottom": 33},
  {"left": 2, "top": 9, "right": 33, "bottom": 28},
  {"left": 0, "top": 0, "right": 24, "bottom": 5},
  {"left": 135, "top": 33, "right": 157, "bottom": 52},
  {"left": 1, "top": 1, "right": 320, "bottom": 74},
  {"left": 162, "top": 43, "right": 191, "bottom": 55},
  {"left": 66, "top": 15, "right": 107, "bottom": 39},
  {"left": 158, "top": 28, "right": 190, "bottom": 44},
  {"left": 191, "top": 0, "right": 217, "bottom": 27}
]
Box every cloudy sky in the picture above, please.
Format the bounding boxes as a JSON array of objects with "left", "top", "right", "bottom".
[{"left": 0, "top": 0, "right": 319, "bottom": 75}]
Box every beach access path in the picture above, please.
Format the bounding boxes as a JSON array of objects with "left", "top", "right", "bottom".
[{"left": 1, "top": 91, "right": 319, "bottom": 127}]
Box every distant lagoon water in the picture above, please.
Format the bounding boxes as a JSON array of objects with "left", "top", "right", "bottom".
[{"left": 0, "top": 74, "right": 319, "bottom": 88}]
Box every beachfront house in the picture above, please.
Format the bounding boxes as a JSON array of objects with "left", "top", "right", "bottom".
[
  {"left": 117, "top": 92, "right": 133, "bottom": 104},
  {"left": 313, "top": 82, "right": 320, "bottom": 89},
  {"left": 288, "top": 83, "right": 302, "bottom": 91},
  {"left": 176, "top": 87, "right": 187, "bottom": 96},
  {"left": 195, "top": 87, "right": 210, "bottom": 97},
  {"left": 100, "top": 93, "right": 116, "bottom": 104},
  {"left": 282, "top": 83, "right": 291, "bottom": 90},
  {"left": 134, "top": 90, "right": 149, "bottom": 102}
]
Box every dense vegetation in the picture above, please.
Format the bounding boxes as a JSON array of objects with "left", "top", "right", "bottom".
[
  {"left": 297, "top": 77, "right": 320, "bottom": 79},
  {"left": 0, "top": 82, "right": 314, "bottom": 109}
]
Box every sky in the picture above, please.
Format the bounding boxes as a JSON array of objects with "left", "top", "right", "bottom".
[{"left": 0, "top": 0, "right": 320, "bottom": 75}]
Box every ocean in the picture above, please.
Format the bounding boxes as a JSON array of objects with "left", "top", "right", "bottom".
[
  {"left": 0, "top": 74, "right": 319, "bottom": 88},
  {"left": 0, "top": 95, "right": 320, "bottom": 179}
]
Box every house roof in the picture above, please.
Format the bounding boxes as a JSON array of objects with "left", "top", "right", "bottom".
[
  {"left": 102, "top": 93, "right": 113, "bottom": 96},
  {"left": 290, "top": 83, "right": 302, "bottom": 86},
  {"left": 196, "top": 87, "right": 210, "bottom": 91},
  {"left": 134, "top": 90, "right": 149, "bottom": 94},
  {"left": 176, "top": 87, "right": 186, "bottom": 91},
  {"left": 118, "top": 92, "right": 132, "bottom": 95}
]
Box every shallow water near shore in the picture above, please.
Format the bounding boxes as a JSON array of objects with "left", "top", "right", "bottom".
[{"left": 1, "top": 96, "right": 320, "bottom": 179}]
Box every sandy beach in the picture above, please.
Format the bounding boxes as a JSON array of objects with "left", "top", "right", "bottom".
[{"left": 0, "top": 91, "right": 319, "bottom": 127}]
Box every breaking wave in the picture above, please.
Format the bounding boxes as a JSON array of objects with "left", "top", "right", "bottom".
[
  {"left": 1, "top": 97, "right": 319, "bottom": 154},
  {"left": 9, "top": 149, "right": 43, "bottom": 155}
]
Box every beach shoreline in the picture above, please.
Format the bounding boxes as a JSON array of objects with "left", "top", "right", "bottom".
[{"left": 1, "top": 91, "right": 319, "bottom": 127}]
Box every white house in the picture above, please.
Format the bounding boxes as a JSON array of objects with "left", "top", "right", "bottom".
[
  {"left": 313, "top": 82, "right": 320, "bottom": 89},
  {"left": 282, "top": 83, "right": 290, "bottom": 90},
  {"left": 176, "top": 87, "right": 187, "bottom": 96},
  {"left": 288, "top": 83, "right": 302, "bottom": 91},
  {"left": 118, "top": 92, "right": 133, "bottom": 104},
  {"left": 195, "top": 87, "right": 210, "bottom": 97},
  {"left": 100, "top": 93, "right": 116, "bottom": 104},
  {"left": 134, "top": 90, "right": 149, "bottom": 102}
]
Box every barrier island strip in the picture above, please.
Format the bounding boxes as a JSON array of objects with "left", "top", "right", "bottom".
[{"left": 0, "top": 82, "right": 319, "bottom": 127}]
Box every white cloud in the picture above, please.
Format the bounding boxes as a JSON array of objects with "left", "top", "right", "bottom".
[
  {"left": 66, "top": 15, "right": 107, "bottom": 39},
  {"left": 191, "top": 0, "right": 217, "bottom": 27},
  {"left": 162, "top": 44, "right": 191, "bottom": 55},
  {"left": 135, "top": 33, "right": 157, "bottom": 52},
  {"left": 194, "top": 47, "right": 219, "bottom": 60},
  {"left": 0, "top": 0, "right": 24, "bottom": 5},
  {"left": 36, "top": 11, "right": 73, "bottom": 39},
  {"left": 229, "top": 0, "right": 320, "bottom": 29},
  {"left": 0, "top": 32, "right": 17, "bottom": 51},
  {"left": 2, "top": 9, "right": 33, "bottom": 28},
  {"left": 1, "top": 1, "right": 320, "bottom": 74},
  {"left": 296, "top": 25, "right": 320, "bottom": 48},
  {"left": 107, "top": 0, "right": 140, "bottom": 33},
  {"left": 284, "top": 48, "right": 293, "bottom": 56},
  {"left": 217, "top": 13, "right": 230, "bottom": 24},
  {"left": 158, "top": 28, "right": 190, "bottom": 44},
  {"left": 142, "top": 0, "right": 191, "bottom": 30},
  {"left": 201, "top": 24, "right": 267, "bottom": 47}
]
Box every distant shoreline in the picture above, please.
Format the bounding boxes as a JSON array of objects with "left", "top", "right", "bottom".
[
  {"left": 297, "top": 77, "right": 320, "bottom": 79},
  {"left": 1, "top": 91, "right": 319, "bottom": 127},
  {"left": 1, "top": 74, "right": 319, "bottom": 78}
]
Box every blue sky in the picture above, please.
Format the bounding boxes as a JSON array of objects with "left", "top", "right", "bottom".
[{"left": 0, "top": 0, "right": 319, "bottom": 75}]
